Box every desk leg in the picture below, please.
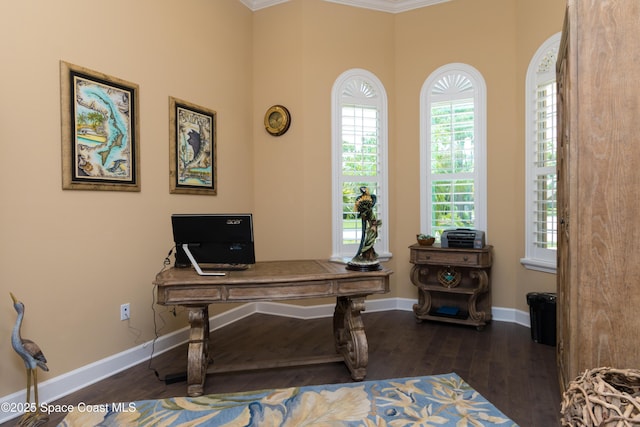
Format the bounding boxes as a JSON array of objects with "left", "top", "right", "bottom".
[
  {"left": 333, "top": 296, "right": 367, "bottom": 381},
  {"left": 187, "top": 305, "right": 209, "bottom": 397}
]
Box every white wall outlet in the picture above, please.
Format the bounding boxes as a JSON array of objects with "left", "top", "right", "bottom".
[{"left": 120, "top": 303, "right": 130, "bottom": 321}]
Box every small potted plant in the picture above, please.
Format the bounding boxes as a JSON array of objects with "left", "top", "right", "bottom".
[{"left": 416, "top": 233, "right": 435, "bottom": 246}]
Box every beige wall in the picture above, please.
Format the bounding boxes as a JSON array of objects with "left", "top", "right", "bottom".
[
  {"left": 252, "top": 1, "right": 396, "bottom": 262},
  {"left": 0, "top": 0, "right": 254, "bottom": 397},
  {"left": 513, "top": 0, "right": 565, "bottom": 309},
  {"left": 0, "top": 0, "right": 565, "bottom": 398},
  {"left": 394, "top": 0, "right": 565, "bottom": 307}
]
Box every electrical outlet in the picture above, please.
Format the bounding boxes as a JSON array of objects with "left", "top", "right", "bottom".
[{"left": 120, "top": 303, "right": 130, "bottom": 321}]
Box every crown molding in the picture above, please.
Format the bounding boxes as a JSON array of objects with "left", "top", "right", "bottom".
[
  {"left": 239, "top": 0, "right": 451, "bottom": 13},
  {"left": 324, "top": 0, "right": 451, "bottom": 13},
  {"left": 239, "top": 0, "right": 290, "bottom": 12}
]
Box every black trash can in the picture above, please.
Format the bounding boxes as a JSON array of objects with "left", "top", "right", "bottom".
[{"left": 526, "top": 292, "right": 557, "bottom": 346}]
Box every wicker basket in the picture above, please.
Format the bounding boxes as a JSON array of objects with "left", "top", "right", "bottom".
[
  {"left": 561, "top": 367, "right": 640, "bottom": 426},
  {"left": 416, "top": 235, "right": 435, "bottom": 246}
]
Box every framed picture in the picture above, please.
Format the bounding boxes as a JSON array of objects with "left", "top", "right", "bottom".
[
  {"left": 60, "top": 61, "right": 140, "bottom": 191},
  {"left": 169, "top": 97, "right": 217, "bottom": 195}
]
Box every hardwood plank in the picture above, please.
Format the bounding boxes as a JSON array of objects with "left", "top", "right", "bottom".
[{"left": 0, "top": 311, "right": 561, "bottom": 426}]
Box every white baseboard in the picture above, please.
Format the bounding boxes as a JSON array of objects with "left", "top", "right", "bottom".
[
  {"left": 0, "top": 298, "right": 528, "bottom": 424},
  {"left": 493, "top": 305, "right": 530, "bottom": 327},
  {"left": 0, "top": 304, "right": 252, "bottom": 424}
]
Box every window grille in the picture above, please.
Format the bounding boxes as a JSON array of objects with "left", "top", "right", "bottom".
[
  {"left": 533, "top": 81, "right": 557, "bottom": 249},
  {"left": 522, "top": 33, "right": 561, "bottom": 273},
  {"left": 420, "top": 64, "right": 487, "bottom": 241},
  {"left": 331, "top": 69, "right": 390, "bottom": 261}
]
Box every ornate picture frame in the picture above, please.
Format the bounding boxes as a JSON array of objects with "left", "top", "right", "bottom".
[
  {"left": 169, "top": 97, "right": 217, "bottom": 195},
  {"left": 60, "top": 61, "right": 140, "bottom": 191}
]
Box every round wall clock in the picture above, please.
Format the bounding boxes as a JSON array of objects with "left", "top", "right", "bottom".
[{"left": 264, "top": 105, "right": 291, "bottom": 136}]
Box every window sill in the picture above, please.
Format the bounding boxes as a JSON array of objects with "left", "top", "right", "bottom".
[
  {"left": 520, "top": 257, "right": 556, "bottom": 274},
  {"left": 330, "top": 251, "right": 393, "bottom": 264}
]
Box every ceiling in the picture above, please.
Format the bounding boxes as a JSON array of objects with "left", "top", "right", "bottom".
[{"left": 240, "top": 0, "right": 452, "bottom": 13}]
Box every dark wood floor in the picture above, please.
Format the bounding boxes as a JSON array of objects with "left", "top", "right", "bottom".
[{"left": 3, "top": 310, "right": 561, "bottom": 426}]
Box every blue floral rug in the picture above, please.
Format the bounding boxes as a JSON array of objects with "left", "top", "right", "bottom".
[{"left": 58, "top": 373, "right": 517, "bottom": 426}]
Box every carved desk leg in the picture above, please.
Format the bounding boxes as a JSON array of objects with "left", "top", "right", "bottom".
[
  {"left": 333, "top": 296, "right": 368, "bottom": 381},
  {"left": 187, "top": 305, "right": 210, "bottom": 397}
]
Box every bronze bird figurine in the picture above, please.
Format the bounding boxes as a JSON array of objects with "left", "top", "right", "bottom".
[{"left": 10, "top": 292, "right": 49, "bottom": 426}]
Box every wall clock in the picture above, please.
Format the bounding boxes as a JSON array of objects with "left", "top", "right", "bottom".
[{"left": 264, "top": 105, "right": 291, "bottom": 136}]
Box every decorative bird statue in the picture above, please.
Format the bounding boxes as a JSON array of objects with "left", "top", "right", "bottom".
[{"left": 10, "top": 292, "right": 49, "bottom": 426}]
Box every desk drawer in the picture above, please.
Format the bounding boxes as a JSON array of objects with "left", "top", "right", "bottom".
[
  {"left": 160, "top": 287, "right": 223, "bottom": 304},
  {"left": 228, "top": 281, "right": 334, "bottom": 300}
]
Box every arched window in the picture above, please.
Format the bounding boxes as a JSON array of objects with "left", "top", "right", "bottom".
[
  {"left": 521, "top": 33, "right": 561, "bottom": 274},
  {"left": 420, "top": 64, "right": 487, "bottom": 240},
  {"left": 331, "top": 69, "right": 390, "bottom": 261}
]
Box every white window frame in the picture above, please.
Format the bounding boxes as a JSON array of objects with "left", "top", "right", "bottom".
[
  {"left": 331, "top": 68, "right": 390, "bottom": 262},
  {"left": 419, "top": 63, "right": 487, "bottom": 239},
  {"left": 521, "top": 33, "right": 561, "bottom": 274}
]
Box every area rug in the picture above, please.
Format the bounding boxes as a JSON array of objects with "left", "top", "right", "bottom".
[{"left": 58, "top": 372, "right": 517, "bottom": 426}]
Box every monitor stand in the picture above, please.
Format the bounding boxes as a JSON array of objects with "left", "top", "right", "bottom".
[{"left": 182, "top": 244, "right": 226, "bottom": 276}]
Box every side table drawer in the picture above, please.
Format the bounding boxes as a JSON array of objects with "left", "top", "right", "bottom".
[{"left": 411, "top": 250, "right": 480, "bottom": 266}]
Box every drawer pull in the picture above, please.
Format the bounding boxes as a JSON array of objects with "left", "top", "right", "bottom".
[{"left": 463, "top": 256, "right": 468, "bottom": 261}]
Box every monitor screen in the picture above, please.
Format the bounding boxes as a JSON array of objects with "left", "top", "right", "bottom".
[{"left": 171, "top": 214, "right": 255, "bottom": 268}]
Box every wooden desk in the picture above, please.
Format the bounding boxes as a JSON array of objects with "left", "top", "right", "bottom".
[{"left": 154, "top": 259, "right": 392, "bottom": 396}]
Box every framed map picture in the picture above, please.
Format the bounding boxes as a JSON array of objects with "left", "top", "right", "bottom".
[
  {"left": 169, "top": 97, "right": 217, "bottom": 195},
  {"left": 60, "top": 61, "right": 140, "bottom": 191}
]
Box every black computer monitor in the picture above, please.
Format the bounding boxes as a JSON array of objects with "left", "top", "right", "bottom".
[{"left": 171, "top": 214, "right": 255, "bottom": 269}]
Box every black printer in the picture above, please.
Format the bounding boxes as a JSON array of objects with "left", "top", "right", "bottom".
[{"left": 441, "top": 228, "right": 485, "bottom": 249}]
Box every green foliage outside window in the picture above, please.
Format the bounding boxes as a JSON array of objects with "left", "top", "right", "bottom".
[
  {"left": 430, "top": 100, "right": 475, "bottom": 237},
  {"left": 341, "top": 104, "right": 381, "bottom": 245}
]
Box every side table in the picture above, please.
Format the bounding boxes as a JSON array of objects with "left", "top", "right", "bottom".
[{"left": 409, "top": 244, "right": 492, "bottom": 330}]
